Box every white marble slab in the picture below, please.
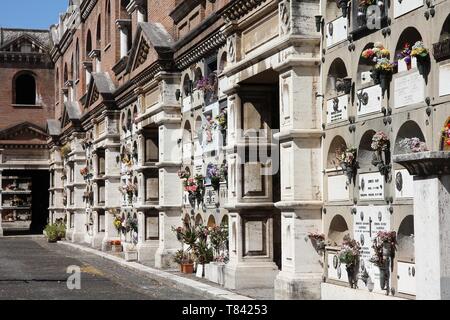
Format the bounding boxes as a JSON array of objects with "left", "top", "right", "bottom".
[
  {"left": 394, "top": 71, "right": 424, "bottom": 108},
  {"left": 326, "top": 95, "right": 349, "bottom": 124},
  {"left": 359, "top": 172, "right": 385, "bottom": 200}
]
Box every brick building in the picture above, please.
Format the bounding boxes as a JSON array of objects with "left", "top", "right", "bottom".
[
  {"left": 0, "top": 28, "right": 54, "bottom": 235},
  {"left": 2, "top": 0, "right": 450, "bottom": 300}
]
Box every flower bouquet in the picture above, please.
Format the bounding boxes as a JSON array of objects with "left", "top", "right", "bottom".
[
  {"left": 336, "top": 147, "right": 358, "bottom": 185},
  {"left": 181, "top": 174, "right": 205, "bottom": 207},
  {"left": 371, "top": 131, "right": 391, "bottom": 179},
  {"left": 398, "top": 137, "right": 428, "bottom": 153},
  {"left": 338, "top": 235, "right": 361, "bottom": 288},
  {"left": 442, "top": 123, "right": 450, "bottom": 149},
  {"left": 119, "top": 182, "right": 136, "bottom": 202},
  {"left": 207, "top": 164, "right": 221, "bottom": 190},
  {"left": 80, "top": 167, "right": 93, "bottom": 180},
  {"left": 308, "top": 232, "right": 327, "bottom": 253},
  {"left": 113, "top": 215, "right": 125, "bottom": 235},
  {"left": 370, "top": 231, "right": 397, "bottom": 293},
  {"left": 215, "top": 109, "right": 227, "bottom": 131}
]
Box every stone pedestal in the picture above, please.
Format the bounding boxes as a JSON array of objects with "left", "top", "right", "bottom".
[
  {"left": 274, "top": 204, "right": 323, "bottom": 300},
  {"left": 68, "top": 211, "right": 86, "bottom": 243},
  {"left": 155, "top": 208, "right": 181, "bottom": 269},
  {"left": 224, "top": 210, "right": 280, "bottom": 290},
  {"left": 394, "top": 151, "right": 450, "bottom": 300}
]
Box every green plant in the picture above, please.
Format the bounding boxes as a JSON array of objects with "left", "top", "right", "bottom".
[
  {"left": 44, "top": 224, "right": 59, "bottom": 242},
  {"left": 55, "top": 221, "right": 66, "bottom": 240},
  {"left": 174, "top": 249, "right": 185, "bottom": 265}
]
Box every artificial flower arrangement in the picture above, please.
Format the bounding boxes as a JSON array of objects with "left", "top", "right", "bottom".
[
  {"left": 442, "top": 123, "right": 450, "bottom": 149},
  {"left": 369, "top": 231, "right": 397, "bottom": 292},
  {"left": 338, "top": 235, "right": 361, "bottom": 289},
  {"left": 397, "top": 41, "right": 430, "bottom": 74},
  {"left": 308, "top": 232, "right": 328, "bottom": 253},
  {"left": 336, "top": 147, "right": 358, "bottom": 185},
  {"left": 119, "top": 182, "right": 137, "bottom": 201},
  {"left": 362, "top": 43, "right": 395, "bottom": 92},
  {"left": 215, "top": 109, "right": 227, "bottom": 131},
  {"left": 207, "top": 164, "right": 221, "bottom": 190},
  {"left": 113, "top": 214, "right": 125, "bottom": 234},
  {"left": 178, "top": 170, "right": 205, "bottom": 206},
  {"left": 202, "top": 115, "right": 215, "bottom": 143},
  {"left": 80, "top": 167, "right": 93, "bottom": 180},
  {"left": 125, "top": 215, "right": 138, "bottom": 234},
  {"left": 371, "top": 131, "right": 391, "bottom": 179},
  {"left": 398, "top": 137, "right": 428, "bottom": 153},
  {"left": 371, "top": 131, "right": 390, "bottom": 152},
  {"left": 196, "top": 73, "right": 218, "bottom": 93},
  {"left": 361, "top": 42, "right": 390, "bottom": 63}
]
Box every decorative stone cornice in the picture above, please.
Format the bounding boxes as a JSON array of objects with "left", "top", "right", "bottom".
[
  {"left": 175, "top": 31, "right": 226, "bottom": 69},
  {"left": 393, "top": 152, "right": 450, "bottom": 177},
  {"left": 80, "top": 0, "right": 98, "bottom": 21},
  {"left": 220, "top": 0, "right": 267, "bottom": 22}
]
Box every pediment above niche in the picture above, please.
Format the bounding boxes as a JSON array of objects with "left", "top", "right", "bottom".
[
  {"left": 133, "top": 38, "right": 151, "bottom": 71},
  {"left": 0, "top": 34, "right": 47, "bottom": 53},
  {"left": 0, "top": 122, "right": 48, "bottom": 143}
]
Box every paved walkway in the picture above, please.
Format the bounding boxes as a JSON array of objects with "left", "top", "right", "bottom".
[{"left": 0, "top": 237, "right": 205, "bottom": 300}]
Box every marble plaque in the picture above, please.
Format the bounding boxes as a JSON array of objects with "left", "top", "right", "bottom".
[
  {"left": 326, "top": 16, "right": 348, "bottom": 48},
  {"left": 395, "top": 169, "right": 414, "bottom": 199},
  {"left": 328, "top": 175, "right": 350, "bottom": 201},
  {"left": 394, "top": 71, "right": 424, "bottom": 108},
  {"left": 98, "top": 214, "right": 105, "bottom": 232},
  {"left": 146, "top": 178, "right": 159, "bottom": 200},
  {"left": 245, "top": 220, "right": 264, "bottom": 254},
  {"left": 244, "top": 163, "right": 263, "bottom": 194},
  {"left": 439, "top": 63, "right": 450, "bottom": 97},
  {"left": 146, "top": 216, "right": 159, "bottom": 239},
  {"left": 359, "top": 172, "right": 384, "bottom": 200},
  {"left": 327, "top": 252, "right": 349, "bottom": 283},
  {"left": 397, "top": 261, "right": 416, "bottom": 295},
  {"left": 394, "top": 0, "right": 423, "bottom": 18},
  {"left": 357, "top": 85, "right": 382, "bottom": 116},
  {"left": 327, "top": 95, "right": 349, "bottom": 124},
  {"left": 354, "top": 205, "right": 391, "bottom": 293}
]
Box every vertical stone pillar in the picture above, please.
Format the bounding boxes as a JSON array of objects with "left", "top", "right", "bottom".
[
  {"left": 0, "top": 168, "right": 3, "bottom": 236},
  {"left": 394, "top": 152, "right": 450, "bottom": 300},
  {"left": 273, "top": 61, "right": 323, "bottom": 299},
  {"left": 116, "top": 20, "right": 131, "bottom": 59}
]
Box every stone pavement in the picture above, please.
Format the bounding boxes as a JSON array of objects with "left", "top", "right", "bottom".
[
  {"left": 0, "top": 237, "right": 206, "bottom": 300},
  {"left": 59, "top": 241, "right": 273, "bottom": 300}
]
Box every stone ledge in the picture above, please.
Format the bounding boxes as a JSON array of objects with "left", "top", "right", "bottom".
[
  {"left": 59, "top": 241, "right": 253, "bottom": 301},
  {"left": 321, "top": 283, "right": 406, "bottom": 300},
  {"left": 393, "top": 151, "right": 450, "bottom": 177}
]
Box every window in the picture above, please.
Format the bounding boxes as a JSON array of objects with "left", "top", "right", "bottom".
[
  {"left": 14, "top": 72, "right": 36, "bottom": 105},
  {"left": 105, "top": 1, "right": 111, "bottom": 45},
  {"left": 75, "top": 40, "right": 80, "bottom": 80},
  {"left": 86, "top": 30, "right": 92, "bottom": 56},
  {"left": 96, "top": 15, "right": 102, "bottom": 48},
  {"left": 55, "top": 68, "right": 59, "bottom": 102}
]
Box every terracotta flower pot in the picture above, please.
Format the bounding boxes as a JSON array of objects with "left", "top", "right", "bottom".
[{"left": 181, "top": 263, "right": 194, "bottom": 274}]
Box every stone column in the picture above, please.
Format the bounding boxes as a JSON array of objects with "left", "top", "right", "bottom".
[
  {"left": 273, "top": 60, "right": 323, "bottom": 299},
  {"left": 116, "top": 20, "right": 131, "bottom": 59},
  {"left": 82, "top": 61, "right": 93, "bottom": 91},
  {"left": 0, "top": 169, "right": 3, "bottom": 236},
  {"left": 394, "top": 151, "right": 450, "bottom": 300}
]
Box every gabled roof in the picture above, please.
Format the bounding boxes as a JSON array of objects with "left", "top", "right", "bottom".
[
  {"left": 127, "top": 22, "right": 174, "bottom": 72},
  {"left": 61, "top": 101, "right": 82, "bottom": 128},
  {"left": 85, "top": 72, "right": 116, "bottom": 108},
  {"left": 0, "top": 28, "right": 50, "bottom": 51}
]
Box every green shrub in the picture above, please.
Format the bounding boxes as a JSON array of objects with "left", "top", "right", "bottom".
[{"left": 44, "top": 224, "right": 59, "bottom": 242}]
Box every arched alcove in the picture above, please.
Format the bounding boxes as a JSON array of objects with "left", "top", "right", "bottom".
[
  {"left": 328, "top": 214, "right": 349, "bottom": 245},
  {"left": 357, "top": 42, "right": 375, "bottom": 86},
  {"left": 327, "top": 58, "right": 348, "bottom": 93},
  {"left": 325, "top": 0, "right": 342, "bottom": 21},
  {"left": 358, "top": 130, "right": 376, "bottom": 167},
  {"left": 127, "top": 109, "right": 132, "bottom": 131},
  {"left": 121, "top": 111, "right": 127, "bottom": 132},
  {"left": 194, "top": 67, "right": 203, "bottom": 85},
  {"left": 395, "top": 27, "right": 423, "bottom": 61},
  {"left": 397, "top": 215, "right": 414, "bottom": 261},
  {"left": 133, "top": 177, "right": 138, "bottom": 197},
  {"left": 195, "top": 214, "right": 203, "bottom": 226},
  {"left": 14, "top": 72, "right": 36, "bottom": 105},
  {"left": 183, "top": 121, "right": 193, "bottom": 160},
  {"left": 207, "top": 215, "right": 216, "bottom": 228},
  {"left": 221, "top": 215, "right": 229, "bottom": 227},
  {"left": 394, "top": 120, "right": 426, "bottom": 154},
  {"left": 327, "top": 135, "right": 347, "bottom": 169},
  {"left": 86, "top": 30, "right": 92, "bottom": 56},
  {"left": 183, "top": 74, "right": 191, "bottom": 96},
  {"left": 439, "top": 15, "right": 450, "bottom": 42},
  {"left": 219, "top": 52, "right": 227, "bottom": 73}
]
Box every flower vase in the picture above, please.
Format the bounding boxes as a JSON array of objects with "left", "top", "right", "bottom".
[
  {"left": 416, "top": 56, "right": 430, "bottom": 77},
  {"left": 188, "top": 193, "right": 196, "bottom": 208},
  {"left": 379, "top": 73, "right": 391, "bottom": 94},
  {"left": 346, "top": 265, "right": 357, "bottom": 289}
]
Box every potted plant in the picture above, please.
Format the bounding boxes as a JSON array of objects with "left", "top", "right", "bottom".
[
  {"left": 181, "top": 253, "right": 195, "bottom": 274},
  {"left": 369, "top": 231, "right": 397, "bottom": 295},
  {"left": 371, "top": 131, "right": 391, "bottom": 180},
  {"left": 338, "top": 235, "right": 361, "bottom": 289},
  {"left": 174, "top": 249, "right": 185, "bottom": 272},
  {"left": 336, "top": 147, "right": 358, "bottom": 185},
  {"left": 111, "top": 240, "right": 123, "bottom": 253},
  {"left": 207, "top": 225, "right": 229, "bottom": 284},
  {"left": 410, "top": 41, "right": 430, "bottom": 76},
  {"left": 44, "top": 224, "right": 60, "bottom": 243}
]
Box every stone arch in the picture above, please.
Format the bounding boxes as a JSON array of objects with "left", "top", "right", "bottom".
[
  {"left": 327, "top": 135, "right": 347, "bottom": 169},
  {"left": 86, "top": 30, "right": 92, "bottom": 56},
  {"left": 394, "top": 120, "right": 426, "bottom": 155},
  {"left": 195, "top": 214, "right": 203, "bottom": 226},
  {"left": 327, "top": 58, "right": 349, "bottom": 93},
  {"left": 328, "top": 214, "right": 349, "bottom": 245},
  {"left": 397, "top": 215, "right": 414, "bottom": 261},
  {"left": 207, "top": 215, "right": 216, "bottom": 228},
  {"left": 220, "top": 215, "right": 229, "bottom": 227},
  {"left": 219, "top": 51, "right": 227, "bottom": 73},
  {"left": 358, "top": 129, "right": 376, "bottom": 167},
  {"left": 182, "top": 73, "right": 191, "bottom": 96},
  {"left": 395, "top": 27, "right": 425, "bottom": 71}
]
